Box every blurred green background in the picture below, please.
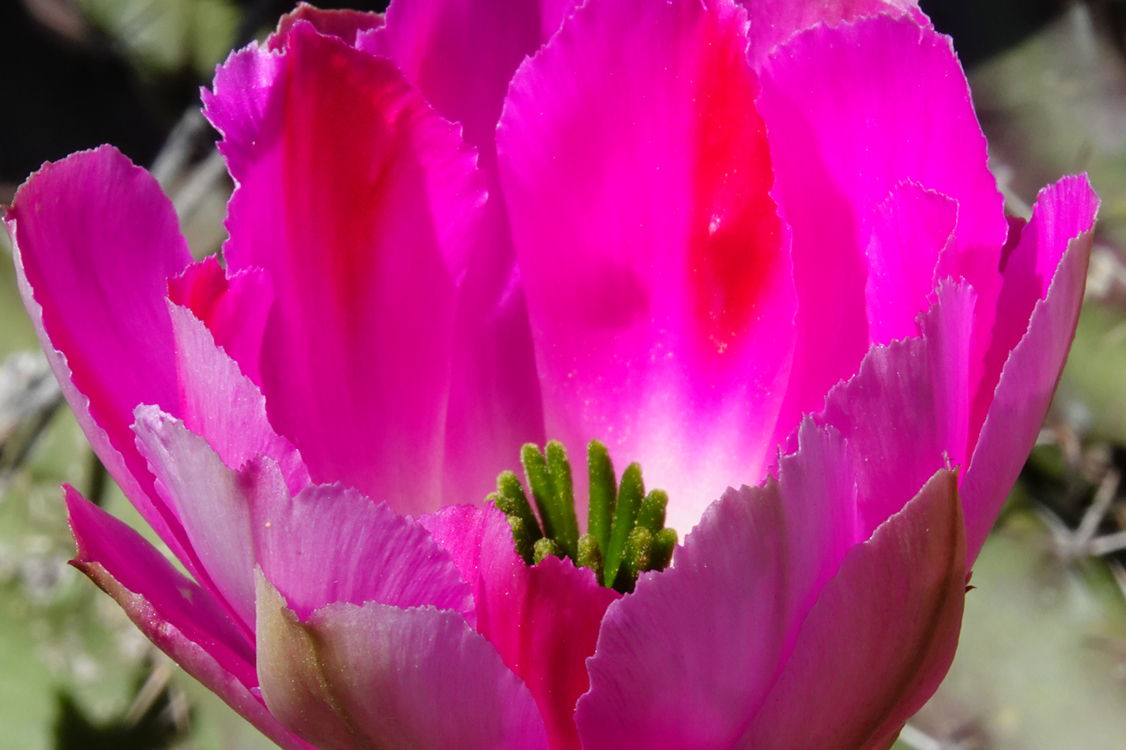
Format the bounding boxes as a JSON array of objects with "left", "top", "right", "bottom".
[{"left": 5, "top": 0, "right": 1126, "bottom": 748}]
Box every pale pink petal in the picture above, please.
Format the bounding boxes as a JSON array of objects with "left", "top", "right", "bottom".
[
  {"left": 366, "top": 0, "right": 566, "bottom": 507},
  {"left": 575, "top": 420, "right": 860, "bottom": 750},
  {"left": 772, "top": 421, "right": 866, "bottom": 629},
  {"left": 65, "top": 488, "right": 310, "bottom": 750},
  {"left": 819, "top": 281, "right": 976, "bottom": 538},
  {"left": 167, "top": 256, "right": 274, "bottom": 388},
  {"left": 498, "top": 0, "right": 796, "bottom": 532},
  {"left": 864, "top": 181, "right": 959, "bottom": 346},
  {"left": 6, "top": 146, "right": 198, "bottom": 571},
  {"left": 758, "top": 15, "right": 1008, "bottom": 447},
  {"left": 133, "top": 407, "right": 472, "bottom": 631},
  {"left": 973, "top": 175, "right": 1099, "bottom": 455},
  {"left": 962, "top": 177, "right": 1097, "bottom": 562},
  {"left": 257, "top": 483, "right": 473, "bottom": 623},
  {"left": 736, "top": 469, "right": 965, "bottom": 750},
  {"left": 133, "top": 406, "right": 289, "bottom": 631},
  {"left": 203, "top": 23, "right": 486, "bottom": 514},
  {"left": 422, "top": 505, "right": 618, "bottom": 750},
  {"left": 168, "top": 303, "right": 308, "bottom": 495},
  {"left": 256, "top": 573, "right": 549, "bottom": 750},
  {"left": 743, "top": 0, "right": 926, "bottom": 70}
]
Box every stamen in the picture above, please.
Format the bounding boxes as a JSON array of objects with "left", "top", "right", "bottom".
[{"left": 491, "top": 440, "right": 678, "bottom": 593}]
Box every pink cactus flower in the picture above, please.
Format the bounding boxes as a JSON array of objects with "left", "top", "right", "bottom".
[{"left": 3, "top": 0, "right": 1099, "bottom": 748}]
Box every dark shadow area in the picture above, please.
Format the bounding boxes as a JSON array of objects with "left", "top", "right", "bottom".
[
  {"left": 53, "top": 677, "right": 187, "bottom": 750},
  {"left": 0, "top": 0, "right": 392, "bottom": 188},
  {"left": 0, "top": 1, "right": 168, "bottom": 183},
  {"left": 920, "top": 0, "right": 1068, "bottom": 66}
]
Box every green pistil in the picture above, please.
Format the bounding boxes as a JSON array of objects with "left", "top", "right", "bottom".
[{"left": 490, "top": 440, "right": 678, "bottom": 594}]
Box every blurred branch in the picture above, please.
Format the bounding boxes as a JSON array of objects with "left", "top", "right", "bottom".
[{"left": 0, "top": 352, "right": 63, "bottom": 493}]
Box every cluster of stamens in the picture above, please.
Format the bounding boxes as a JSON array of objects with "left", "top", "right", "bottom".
[{"left": 487, "top": 440, "right": 678, "bottom": 593}]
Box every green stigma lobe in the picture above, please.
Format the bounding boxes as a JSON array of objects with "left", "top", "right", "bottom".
[
  {"left": 492, "top": 440, "right": 677, "bottom": 593},
  {"left": 491, "top": 470, "right": 543, "bottom": 565},
  {"left": 618, "top": 526, "right": 653, "bottom": 590},
  {"left": 545, "top": 442, "right": 581, "bottom": 559},
  {"left": 587, "top": 441, "right": 617, "bottom": 557},
  {"left": 636, "top": 489, "right": 668, "bottom": 533},
  {"left": 533, "top": 537, "right": 563, "bottom": 564},
  {"left": 650, "top": 528, "right": 677, "bottom": 571},
  {"left": 577, "top": 533, "right": 603, "bottom": 582},
  {"left": 603, "top": 463, "right": 644, "bottom": 590}
]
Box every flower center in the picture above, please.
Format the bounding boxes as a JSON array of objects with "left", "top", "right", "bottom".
[{"left": 488, "top": 440, "right": 678, "bottom": 593}]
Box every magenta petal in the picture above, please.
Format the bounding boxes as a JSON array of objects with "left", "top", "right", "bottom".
[
  {"left": 256, "top": 573, "right": 549, "bottom": 750},
  {"left": 973, "top": 175, "right": 1100, "bottom": 450},
  {"left": 575, "top": 420, "right": 860, "bottom": 750},
  {"left": 498, "top": 0, "right": 796, "bottom": 530},
  {"left": 168, "top": 303, "right": 308, "bottom": 495},
  {"left": 437, "top": 250, "right": 546, "bottom": 509},
  {"left": 506, "top": 557, "right": 618, "bottom": 750},
  {"left": 736, "top": 470, "right": 965, "bottom": 750},
  {"left": 819, "top": 281, "right": 976, "bottom": 538},
  {"left": 418, "top": 505, "right": 524, "bottom": 628},
  {"left": 743, "top": 0, "right": 926, "bottom": 69},
  {"left": 64, "top": 488, "right": 309, "bottom": 750},
  {"left": 759, "top": 15, "right": 1007, "bottom": 446},
  {"left": 6, "top": 146, "right": 196, "bottom": 566},
  {"left": 167, "top": 256, "right": 274, "bottom": 388},
  {"left": 203, "top": 22, "right": 487, "bottom": 514},
  {"left": 370, "top": 0, "right": 577, "bottom": 170},
  {"left": 864, "top": 181, "right": 959, "bottom": 346},
  {"left": 367, "top": 0, "right": 577, "bottom": 507},
  {"left": 962, "top": 177, "right": 1097, "bottom": 562},
  {"left": 423, "top": 505, "right": 617, "bottom": 750},
  {"left": 134, "top": 406, "right": 472, "bottom": 631},
  {"left": 66, "top": 485, "right": 255, "bottom": 681}
]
